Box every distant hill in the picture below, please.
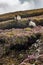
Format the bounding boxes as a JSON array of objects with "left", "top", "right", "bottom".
[{"left": 0, "top": 8, "right": 43, "bottom": 21}]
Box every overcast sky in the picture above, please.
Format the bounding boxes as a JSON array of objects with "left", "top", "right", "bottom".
[{"left": 0, "top": 0, "right": 43, "bottom": 14}]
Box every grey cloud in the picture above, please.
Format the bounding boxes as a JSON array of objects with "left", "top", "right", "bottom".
[
  {"left": 19, "top": 0, "right": 43, "bottom": 8},
  {"left": 34, "top": 0, "right": 43, "bottom": 8},
  {"left": 0, "top": 0, "right": 43, "bottom": 14},
  {"left": 0, "top": 3, "right": 9, "bottom": 9},
  {"left": 19, "top": 0, "right": 32, "bottom": 3},
  {"left": 0, "top": 3, "right": 10, "bottom": 14}
]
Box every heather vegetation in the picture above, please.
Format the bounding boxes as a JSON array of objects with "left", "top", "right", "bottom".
[
  {"left": 0, "top": 8, "right": 43, "bottom": 65},
  {"left": 0, "top": 18, "right": 43, "bottom": 29}
]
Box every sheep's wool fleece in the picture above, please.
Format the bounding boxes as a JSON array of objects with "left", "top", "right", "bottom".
[{"left": 29, "top": 21, "right": 36, "bottom": 27}]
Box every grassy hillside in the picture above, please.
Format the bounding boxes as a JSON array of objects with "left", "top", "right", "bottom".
[
  {"left": 0, "top": 18, "right": 43, "bottom": 29},
  {"left": 0, "top": 8, "right": 43, "bottom": 29},
  {"left": 0, "top": 8, "right": 43, "bottom": 21},
  {"left": 0, "top": 8, "right": 43, "bottom": 65}
]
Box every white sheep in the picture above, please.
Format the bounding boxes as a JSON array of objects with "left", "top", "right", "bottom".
[
  {"left": 16, "top": 15, "right": 21, "bottom": 21},
  {"left": 14, "top": 15, "right": 21, "bottom": 21},
  {"left": 29, "top": 20, "right": 36, "bottom": 27}
]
